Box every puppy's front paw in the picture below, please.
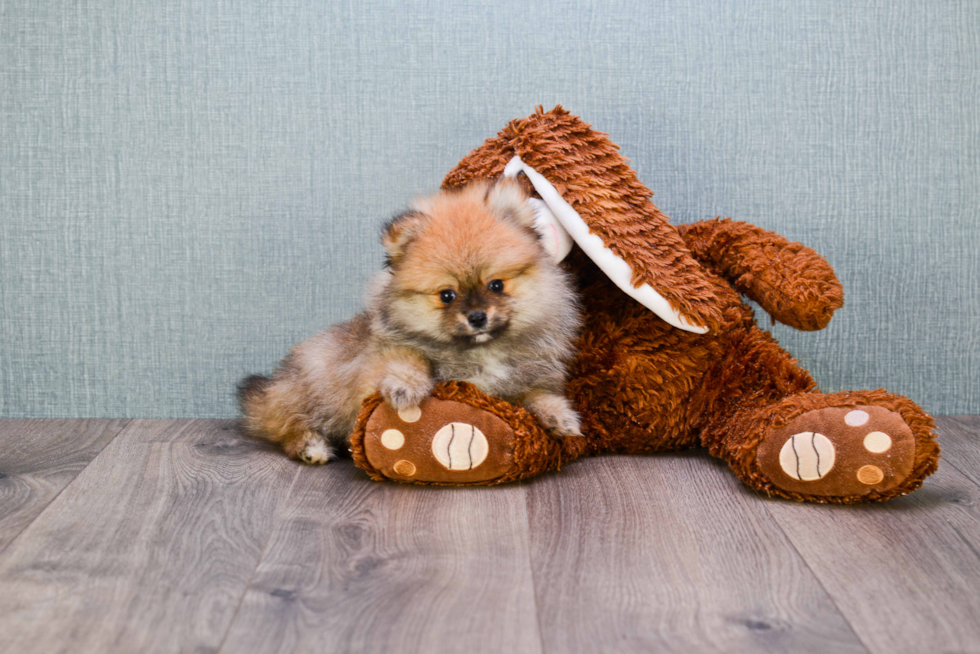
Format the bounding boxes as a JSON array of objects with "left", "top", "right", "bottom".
[
  {"left": 380, "top": 362, "right": 434, "bottom": 410},
  {"left": 542, "top": 407, "right": 583, "bottom": 437},
  {"left": 381, "top": 380, "right": 432, "bottom": 410},
  {"left": 290, "top": 433, "right": 335, "bottom": 465},
  {"left": 524, "top": 393, "right": 583, "bottom": 437}
]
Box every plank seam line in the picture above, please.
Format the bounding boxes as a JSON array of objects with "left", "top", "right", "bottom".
[
  {"left": 948, "top": 523, "right": 980, "bottom": 565},
  {"left": 934, "top": 416, "right": 980, "bottom": 490},
  {"left": 214, "top": 464, "right": 303, "bottom": 654},
  {"left": 520, "top": 480, "right": 550, "bottom": 654},
  {"left": 0, "top": 419, "right": 132, "bottom": 558},
  {"left": 941, "top": 457, "right": 980, "bottom": 491},
  {"left": 757, "top": 498, "right": 874, "bottom": 654}
]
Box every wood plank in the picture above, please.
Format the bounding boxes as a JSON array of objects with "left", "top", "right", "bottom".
[
  {"left": 935, "top": 415, "right": 980, "bottom": 487},
  {"left": 525, "top": 453, "right": 867, "bottom": 654},
  {"left": 0, "top": 419, "right": 128, "bottom": 553},
  {"left": 219, "top": 462, "right": 542, "bottom": 654},
  {"left": 763, "top": 454, "right": 980, "bottom": 654},
  {"left": 0, "top": 419, "right": 298, "bottom": 654}
]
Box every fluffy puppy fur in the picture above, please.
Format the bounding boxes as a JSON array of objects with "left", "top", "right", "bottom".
[{"left": 239, "top": 178, "right": 583, "bottom": 464}]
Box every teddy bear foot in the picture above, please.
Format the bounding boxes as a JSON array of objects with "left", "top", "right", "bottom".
[
  {"left": 755, "top": 404, "right": 921, "bottom": 500},
  {"left": 357, "top": 396, "right": 519, "bottom": 484},
  {"left": 350, "top": 382, "right": 588, "bottom": 486}
]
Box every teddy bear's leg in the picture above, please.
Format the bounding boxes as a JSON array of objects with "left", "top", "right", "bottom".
[
  {"left": 699, "top": 327, "right": 939, "bottom": 503},
  {"left": 349, "top": 381, "right": 590, "bottom": 486}
]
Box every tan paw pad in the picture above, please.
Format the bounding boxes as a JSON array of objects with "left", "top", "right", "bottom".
[
  {"left": 857, "top": 465, "right": 884, "bottom": 485},
  {"left": 393, "top": 460, "right": 416, "bottom": 477},
  {"left": 398, "top": 406, "right": 422, "bottom": 423},
  {"left": 381, "top": 429, "right": 405, "bottom": 450},
  {"left": 863, "top": 431, "right": 892, "bottom": 453}
]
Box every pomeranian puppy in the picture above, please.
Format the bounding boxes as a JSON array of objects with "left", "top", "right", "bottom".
[{"left": 238, "top": 177, "right": 583, "bottom": 464}]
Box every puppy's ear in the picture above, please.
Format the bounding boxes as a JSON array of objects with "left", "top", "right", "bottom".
[
  {"left": 381, "top": 210, "right": 429, "bottom": 264},
  {"left": 486, "top": 177, "right": 535, "bottom": 230}
]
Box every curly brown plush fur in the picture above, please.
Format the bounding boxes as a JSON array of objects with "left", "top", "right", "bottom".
[{"left": 349, "top": 106, "right": 939, "bottom": 503}]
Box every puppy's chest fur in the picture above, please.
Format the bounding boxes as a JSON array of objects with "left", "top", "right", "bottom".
[{"left": 430, "top": 347, "right": 523, "bottom": 399}]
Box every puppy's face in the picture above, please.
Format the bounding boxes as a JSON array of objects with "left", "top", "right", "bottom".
[{"left": 381, "top": 179, "right": 554, "bottom": 346}]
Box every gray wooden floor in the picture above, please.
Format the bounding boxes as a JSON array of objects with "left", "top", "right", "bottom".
[{"left": 0, "top": 418, "right": 978, "bottom": 654}]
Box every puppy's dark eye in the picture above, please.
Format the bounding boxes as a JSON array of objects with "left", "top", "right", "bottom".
[
  {"left": 439, "top": 289, "right": 457, "bottom": 304},
  {"left": 487, "top": 279, "right": 504, "bottom": 294}
]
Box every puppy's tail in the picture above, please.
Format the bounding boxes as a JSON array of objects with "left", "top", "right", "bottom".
[
  {"left": 236, "top": 374, "right": 312, "bottom": 458},
  {"left": 237, "top": 374, "right": 272, "bottom": 437}
]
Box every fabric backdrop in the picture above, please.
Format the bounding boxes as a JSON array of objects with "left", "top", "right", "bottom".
[{"left": 1, "top": 0, "right": 977, "bottom": 418}]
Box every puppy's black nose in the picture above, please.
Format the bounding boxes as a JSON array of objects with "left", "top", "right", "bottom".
[{"left": 467, "top": 311, "right": 488, "bottom": 329}]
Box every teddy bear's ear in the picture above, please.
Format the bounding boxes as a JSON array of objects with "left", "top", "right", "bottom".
[{"left": 444, "top": 106, "right": 725, "bottom": 334}]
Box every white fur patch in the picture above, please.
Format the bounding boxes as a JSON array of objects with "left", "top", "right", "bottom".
[
  {"left": 464, "top": 355, "right": 512, "bottom": 393},
  {"left": 301, "top": 439, "right": 332, "bottom": 464}
]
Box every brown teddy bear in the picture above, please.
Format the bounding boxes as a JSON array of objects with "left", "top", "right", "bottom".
[{"left": 350, "top": 106, "right": 940, "bottom": 503}]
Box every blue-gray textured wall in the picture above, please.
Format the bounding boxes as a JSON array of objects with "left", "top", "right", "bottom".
[{"left": 1, "top": 0, "right": 978, "bottom": 418}]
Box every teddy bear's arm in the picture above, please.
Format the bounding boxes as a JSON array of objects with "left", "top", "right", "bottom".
[{"left": 677, "top": 218, "right": 844, "bottom": 331}]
